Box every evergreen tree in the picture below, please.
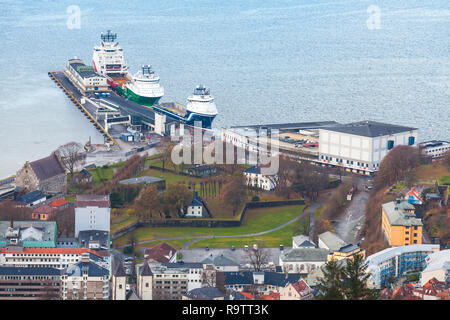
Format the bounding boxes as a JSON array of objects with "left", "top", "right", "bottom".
[
  {"left": 341, "top": 253, "right": 379, "bottom": 300},
  {"left": 316, "top": 259, "right": 345, "bottom": 300}
]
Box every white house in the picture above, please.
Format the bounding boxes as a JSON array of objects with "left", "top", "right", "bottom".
[
  {"left": 318, "top": 120, "right": 418, "bottom": 175},
  {"left": 75, "top": 195, "right": 111, "bottom": 237},
  {"left": 279, "top": 248, "right": 329, "bottom": 274},
  {"left": 184, "top": 192, "right": 210, "bottom": 218},
  {"left": 244, "top": 166, "right": 278, "bottom": 191},
  {"left": 420, "top": 249, "right": 450, "bottom": 286}
]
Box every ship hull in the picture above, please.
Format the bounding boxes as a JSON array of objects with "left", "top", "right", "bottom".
[{"left": 114, "top": 85, "right": 161, "bottom": 106}]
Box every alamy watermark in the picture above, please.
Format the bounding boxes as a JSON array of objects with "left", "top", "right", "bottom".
[
  {"left": 66, "top": 5, "right": 81, "bottom": 30},
  {"left": 367, "top": 5, "right": 381, "bottom": 30}
]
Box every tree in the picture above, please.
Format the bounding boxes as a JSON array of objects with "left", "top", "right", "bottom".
[
  {"left": 56, "top": 142, "right": 84, "bottom": 177},
  {"left": 341, "top": 254, "right": 379, "bottom": 300},
  {"left": 374, "top": 145, "right": 421, "bottom": 190},
  {"left": 244, "top": 243, "right": 270, "bottom": 271},
  {"left": 134, "top": 184, "right": 161, "bottom": 219},
  {"left": 316, "top": 259, "right": 345, "bottom": 300},
  {"left": 161, "top": 183, "right": 192, "bottom": 218},
  {"left": 220, "top": 171, "right": 247, "bottom": 216}
]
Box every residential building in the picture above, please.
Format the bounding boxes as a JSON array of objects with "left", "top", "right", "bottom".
[
  {"left": 78, "top": 230, "right": 110, "bottom": 252},
  {"left": 413, "top": 278, "right": 450, "bottom": 300},
  {"left": 365, "top": 244, "right": 440, "bottom": 289},
  {"left": 65, "top": 58, "right": 108, "bottom": 93},
  {"left": 0, "top": 220, "right": 57, "bottom": 248},
  {"left": 61, "top": 254, "right": 110, "bottom": 300},
  {"left": 56, "top": 237, "right": 78, "bottom": 248},
  {"left": 381, "top": 199, "right": 423, "bottom": 246},
  {"left": 0, "top": 267, "right": 62, "bottom": 300},
  {"left": 318, "top": 231, "right": 347, "bottom": 251},
  {"left": 16, "top": 190, "right": 47, "bottom": 207},
  {"left": 75, "top": 194, "right": 111, "bottom": 237},
  {"left": 15, "top": 153, "right": 67, "bottom": 195},
  {"left": 419, "top": 140, "right": 450, "bottom": 159},
  {"left": 184, "top": 191, "right": 211, "bottom": 218},
  {"left": 224, "top": 271, "right": 301, "bottom": 295},
  {"left": 244, "top": 166, "right": 278, "bottom": 191},
  {"left": 280, "top": 279, "right": 314, "bottom": 300},
  {"left": 144, "top": 242, "right": 177, "bottom": 263},
  {"left": 292, "top": 235, "right": 316, "bottom": 249},
  {"left": 201, "top": 254, "right": 240, "bottom": 272},
  {"left": 137, "top": 262, "right": 204, "bottom": 300},
  {"left": 404, "top": 187, "right": 423, "bottom": 205},
  {"left": 420, "top": 249, "right": 450, "bottom": 286},
  {"left": 49, "top": 198, "right": 70, "bottom": 209},
  {"left": 318, "top": 120, "right": 418, "bottom": 175},
  {"left": 229, "top": 291, "right": 280, "bottom": 300},
  {"left": 182, "top": 286, "right": 225, "bottom": 300},
  {"left": 279, "top": 248, "right": 329, "bottom": 274},
  {"left": 31, "top": 205, "right": 55, "bottom": 221},
  {"left": 112, "top": 262, "right": 127, "bottom": 300},
  {"left": 73, "top": 169, "right": 93, "bottom": 184},
  {"left": 0, "top": 246, "right": 106, "bottom": 269},
  {"left": 327, "top": 244, "right": 365, "bottom": 262}
]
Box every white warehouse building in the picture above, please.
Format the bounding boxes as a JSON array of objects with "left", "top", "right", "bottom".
[{"left": 318, "top": 120, "right": 419, "bottom": 175}]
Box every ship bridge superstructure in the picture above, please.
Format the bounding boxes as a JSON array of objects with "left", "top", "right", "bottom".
[{"left": 93, "top": 30, "right": 128, "bottom": 76}]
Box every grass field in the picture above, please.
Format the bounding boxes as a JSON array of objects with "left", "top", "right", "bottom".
[
  {"left": 415, "top": 164, "right": 450, "bottom": 184},
  {"left": 113, "top": 204, "right": 305, "bottom": 247}
]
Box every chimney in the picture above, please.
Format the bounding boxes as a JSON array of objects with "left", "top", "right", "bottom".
[{"left": 10, "top": 218, "right": 13, "bottom": 228}]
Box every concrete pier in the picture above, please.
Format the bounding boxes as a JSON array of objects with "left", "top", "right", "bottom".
[{"left": 48, "top": 71, "right": 118, "bottom": 146}]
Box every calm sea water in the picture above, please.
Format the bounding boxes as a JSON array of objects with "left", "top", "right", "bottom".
[{"left": 0, "top": 0, "right": 449, "bottom": 178}]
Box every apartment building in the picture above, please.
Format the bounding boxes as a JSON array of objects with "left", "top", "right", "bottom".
[
  {"left": 61, "top": 254, "right": 110, "bottom": 300},
  {"left": 0, "top": 267, "right": 62, "bottom": 300},
  {"left": 365, "top": 244, "right": 440, "bottom": 289},
  {"left": 0, "top": 246, "right": 106, "bottom": 269},
  {"left": 382, "top": 199, "right": 423, "bottom": 246},
  {"left": 75, "top": 194, "right": 111, "bottom": 237}
]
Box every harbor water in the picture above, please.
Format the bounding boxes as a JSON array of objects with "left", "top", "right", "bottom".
[{"left": 0, "top": 0, "right": 449, "bottom": 178}]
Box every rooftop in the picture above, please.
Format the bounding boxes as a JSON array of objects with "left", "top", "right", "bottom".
[
  {"left": 69, "top": 60, "right": 103, "bottom": 79},
  {"left": 78, "top": 230, "right": 109, "bottom": 250},
  {"left": 0, "top": 266, "right": 62, "bottom": 276},
  {"left": 183, "top": 287, "right": 225, "bottom": 300},
  {"left": 201, "top": 254, "right": 239, "bottom": 266},
  {"left": 65, "top": 261, "right": 109, "bottom": 277},
  {"left": 49, "top": 198, "right": 69, "bottom": 208},
  {"left": 382, "top": 200, "right": 422, "bottom": 227},
  {"left": 119, "top": 176, "right": 164, "bottom": 185},
  {"left": 76, "top": 194, "right": 110, "bottom": 208},
  {"left": 280, "top": 248, "right": 329, "bottom": 262},
  {"left": 318, "top": 231, "right": 348, "bottom": 251},
  {"left": 144, "top": 242, "right": 177, "bottom": 263},
  {"left": 16, "top": 190, "right": 46, "bottom": 204},
  {"left": 29, "top": 153, "right": 65, "bottom": 181},
  {"left": 224, "top": 271, "right": 301, "bottom": 287},
  {"left": 292, "top": 235, "right": 316, "bottom": 248},
  {"left": 320, "top": 120, "right": 417, "bottom": 138},
  {"left": 365, "top": 244, "right": 440, "bottom": 267},
  {"left": 0, "top": 221, "right": 56, "bottom": 243},
  {"left": 423, "top": 249, "right": 450, "bottom": 273}
]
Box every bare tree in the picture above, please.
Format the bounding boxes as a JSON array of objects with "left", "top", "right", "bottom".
[
  {"left": 56, "top": 142, "right": 85, "bottom": 177},
  {"left": 245, "top": 244, "right": 271, "bottom": 271}
]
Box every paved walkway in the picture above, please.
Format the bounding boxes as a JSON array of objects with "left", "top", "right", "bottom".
[{"left": 116, "top": 202, "right": 323, "bottom": 250}]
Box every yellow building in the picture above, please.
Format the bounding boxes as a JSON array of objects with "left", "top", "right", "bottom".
[
  {"left": 381, "top": 199, "right": 423, "bottom": 246},
  {"left": 327, "top": 244, "right": 366, "bottom": 262}
]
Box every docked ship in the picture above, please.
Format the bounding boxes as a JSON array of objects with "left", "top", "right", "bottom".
[
  {"left": 92, "top": 30, "right": 129, "bottom": 87},
  {"left": 153, "top": 85, "right": 218, "bottom": 129},
  {"left": 115, "top": 65, "right": 164, "bottom": 106},
  {"left": 91, "top": 30, "right": 218, "bottom": 130}
]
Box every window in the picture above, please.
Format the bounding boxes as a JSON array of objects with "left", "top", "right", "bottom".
[
  {"left": 408, "top": 137, "right": 415, "bottom": 145},
  {"left": 387, "top": 140, "right": 394, "bottom": 150}
]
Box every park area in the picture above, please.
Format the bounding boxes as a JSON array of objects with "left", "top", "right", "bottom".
[{"left": 112, "top": 204, "right": 306, "bottom": 249}]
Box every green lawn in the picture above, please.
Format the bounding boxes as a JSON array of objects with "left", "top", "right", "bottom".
[
  {"left": 438, "top": 175, "right": 450, "bottom": 185},
  {"left": 190, "top": 221, "right": 299, "bottom": 249},
  {"left": 114, "top": 204, "right": 304, "bottom": 247}
]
